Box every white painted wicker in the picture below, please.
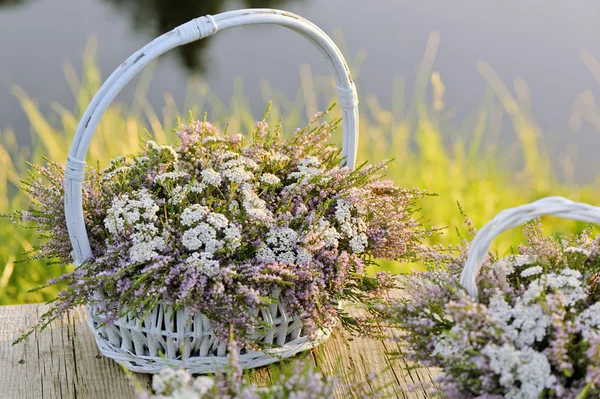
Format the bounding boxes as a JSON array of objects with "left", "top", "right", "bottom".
[
  {"left": 63, "top": 9, "right": 359, "bottom": 373},
  {"left": 460, "top": 196, "right": 600, "bottom": 299}
]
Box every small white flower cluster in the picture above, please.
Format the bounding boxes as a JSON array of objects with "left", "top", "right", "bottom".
[
  {"left": 104, "top": 189, "right": 165, "bottom": 263},
  {"left": 240, "top": 183, "right": 273, "bottom": 223},
  {"left": 102, "top": 156, "right": 127, "bottom": 173},
  {"left": 520, "top": 266, "right": 543, "bottom": 277},
  {"left": 523, "top": 268, "right": 585, "bottom": 306},
  {"left": 486, "top": 293, "right": 550, "bottom": 349},
  {"left": 564, "top": 246, "right": 591, "bottom": 256},
  {"left": 180, "top": 204, "right": 241, "bottom": 276},
  {"left": 220, "top": 156, "right": 258, "bottom": 183},
  {"left": 156, "top": 171, "right": 190, "bottom": 184},
  {"left": 150, "top": 368, "right": 214, "bottom": 399},
  {"left": 147, "top": 140, "right": 178, "bottom": 161},
  {"left": 335, "top": 199, "right": 368, "bottom": 253},
  {"left": 200, "top": 168, "right": 221, "bottom": 187},
  {"left": 482, "top": 343, "right": 556, "bottom": 399},
  {"left": 288, "top": 156, "right": 323, "bottom": 181},
  {"left": 259, "top": 173, "right": 281, "bottom": 186},
  {"left": 268, "top": 151, "right": 290, "bottom": 164},
  {"left": 102, "top": 166, "right": 131, "bottom": 182},
  {"left": 257, "top": 226, "right": 310, "bottom": 265},
  {"left": 166, "top": 181, "right": 207, "bottom": 206},
  {"left": 498, "top": 254, "right": 538, "bottom": 276},
  {"left": 576, "top": 302, "right": 600, "bottom": 340},
  {"left": 306, "top": 218, "right": 340, "bottom": 250}
]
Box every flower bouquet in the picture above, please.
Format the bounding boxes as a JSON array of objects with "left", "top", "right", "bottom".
[
  {"left": 14, "top": 109, "right": 427, "bottom": 373},
  {"left": 380, "top": 197, "right": 600, "bottom": 398},
  {"left": 10, "top": 8, "right": 432, "bottom": 374}
]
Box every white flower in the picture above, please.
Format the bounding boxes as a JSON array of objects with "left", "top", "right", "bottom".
[
  {"left": 259, "top": 173, "right": 281, "bottom": 185},
  {"left": 299, "top": 156, "right": 321, "bottom": 167},
  {"left": 206, "top": 212, "right": 229, "bottom": 230},
  {"left": 152, "top": 367, "right": 187, "bottom": 394},
  {"left": 170, "top": 387, "right": 201, "bottom": 399},
  {"left": 511, "top": 301, "right": 550, "bottom": 348},
  {"left": 222, "top": 167, "right": 254, "bottom": 183},
  {"left": 147, "top": 140, "right": 178, "bottom": 161},
  {"left": 256, "top": 246, "right": 277, "bottom": 263},
  {"left": 223, "top": 226, "right": 241, "bottom": 250},
  {"left": 181, "top": 205, "right": 210, "bottom": 227},
  {"left": 482, "top": 344, "right": 556, "bottom": 399},
  {"left": 520, "top": 266, "right": 543, "bottom": 278},
  {"left": 433, "top": 325, "right": 474, "bottom": 359},
  {"left": 202, "top": 135, "right": 225, "bottom": 144},
  {"left": 104, "top": 189, "right": 159, "bottom": 234},
  {"left": 221, "top": 156, "right": 259, "bottom": 171},
  {"left": 307, "top": 218, "right": 339, "bottom": 250},
  {"left": 288, "top": 164, "right": 322, "bottom": 181},
  {"left": 102, "top": 156, "right": 126, "bottom": 173},
  {"left": 564, "top": 246, "right": 591, "bottom": 256},
  {"left": 523, "top": 268, "right": 585, "bottom": 306},
  {"left": 228, "top": 200, "right": 240, "bottom": 216},
  {"left": 102, "top": 166, "right": 131, "bottom": 181},
  {"left": 168, "top": 185, "right": 186, "bottom": 205},
  {"left": 129, "top": 225, "right": 166, "bottom": 263},
  {"left": 134, "top": 156, "right": 149, "bottom": 166},
  {"left": 488, "top": 293, "right": 514, "bottom": 327},
  {"left": 349, "top": 233, "right": 368, "bottom": 253},
  {"left": 576, "top": 302, "right": 600, "bottom": 340},
  {"left": 186, "top": 252, "right": 220, "bottom": 277},
  {"left": 239, "top": 184, "right": 273, "bottom": 223},
  {"left": 155, "top": 171, "right": 189, "bottom": 184},
  {"left": 246, "top": 208, "right": 273, "bottom": 223},
  {"left": 296, "top": 248, "right": 313, "bottom": 265},
  {"left": 266, "top": 227, "right": 298, "bottom": 249},
  {"left": 188, "top": 181, "right": 206, "bottom": 194},
  {"left": 201, "top": 168, "right": 222, "bottom": 186},
  {"left": 181, "top": 207, "right": 240, "bottom": 253},
  {"left": 182, "top": 223, "right": 217, "bottom": 251},
  {"left": 258, "top": 227, "right": 305, "bottom": 264},
  {"left": 334, "top": 199, "right": 369, "bottom": 253},
  {"left": 192, "top": 376, "right": 214, "bottom": 396},
  {"left": 506, "top": 254, "right": 537, "bottom": 268},
  {"left": 269, "top": 152, "right": 290, "bottom": 163},
  {"left": 335, "top": 201, "right": 352, "bottom": 224}
]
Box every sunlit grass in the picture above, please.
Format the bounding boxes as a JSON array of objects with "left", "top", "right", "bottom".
[{"left": 2, "top": 35, "right": 600, "bottom": 304}]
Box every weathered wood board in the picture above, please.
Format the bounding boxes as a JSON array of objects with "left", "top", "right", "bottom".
[{"left": 0, "top": 304, "right": 438, "bottom": 398}]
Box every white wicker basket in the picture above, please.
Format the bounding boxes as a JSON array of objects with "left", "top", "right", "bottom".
[
  {"left": 460, "top": 196, "right": 600, "bottom": 299},
  {"left": 63, "top": 9, "right": 360, "bottom": 374}
]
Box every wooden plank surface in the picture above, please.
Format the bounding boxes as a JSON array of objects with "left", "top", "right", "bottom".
[{"left": 0, "top": 304, "right": 438, "bottom": 398}]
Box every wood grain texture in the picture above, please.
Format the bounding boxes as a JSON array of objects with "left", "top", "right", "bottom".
[{"left": 0, "top": 304, "right": 438, "bottom": 398}]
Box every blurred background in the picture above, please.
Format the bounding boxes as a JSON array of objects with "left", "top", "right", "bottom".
[{"left": 2, "top": 0, "right": 600, "bottom": 304}]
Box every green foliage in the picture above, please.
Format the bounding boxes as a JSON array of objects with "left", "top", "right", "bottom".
[{"left": 1, "top": 37, "right": 599, "bottom": 304}]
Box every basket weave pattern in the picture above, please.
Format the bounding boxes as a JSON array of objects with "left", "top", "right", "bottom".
[{"left": 87, "top": 294, "right": 330, "bottom": 373}]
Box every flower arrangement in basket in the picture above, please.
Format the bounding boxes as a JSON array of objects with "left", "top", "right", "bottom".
[
  {"left": 12, "top": 9, "right": 430, "bottom": 374},
  {"left": 380, "top": 196, "right": 600, "bottom": 398}
]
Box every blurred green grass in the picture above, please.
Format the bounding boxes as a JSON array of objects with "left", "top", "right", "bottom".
[{"left": 2, "top": 34, "right": 600, "bottom": 305}]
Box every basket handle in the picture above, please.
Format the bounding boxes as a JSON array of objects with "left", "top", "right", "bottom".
[
  {"left": 64, "top": 9, "right": 360, "bottom": 265},
  {"left": 459, "top": 196, "right": 600, "bottom": 298}
]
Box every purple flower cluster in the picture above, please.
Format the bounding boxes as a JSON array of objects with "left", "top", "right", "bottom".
[
  {"left": 381, "top": 222, "right": 600, "bottom": 398},
  {"left": 15, "top": 110, "right": 428, "bottom": 347}
]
